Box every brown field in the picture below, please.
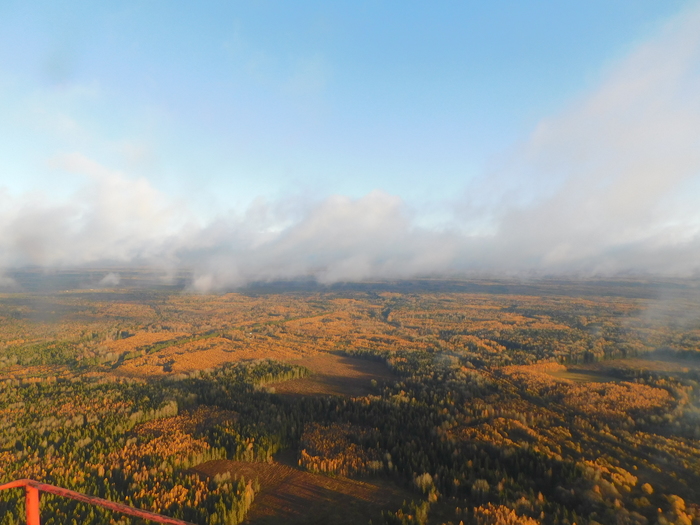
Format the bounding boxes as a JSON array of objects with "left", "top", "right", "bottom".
[
  {"left": 192, "top": 452, "right": 411, "bottom": 525},
  {"left": 583, "top": 357, "right": 700, "bottom": 374},
  {"left": 546, "top": 368, "right": 618, "bottom": 383},
  {"left": 267, "top": 353, "right": 396, "bottom": 397}
]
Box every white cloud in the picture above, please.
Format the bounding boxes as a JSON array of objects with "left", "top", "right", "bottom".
[
  {"left": 0, "top": 274, "right": 18, "bottom": 291},
  {"left": 0, "top": 153, "right": 189, "bottom": 267},
  {"left": 0, "top": 161, "right": 459, "bottom": 290},
  {"left": 186, "top": 191, "right": 460, "bottom": 291},
  {"left": 2, "top": 6, "right": 700, "bottom": 288},
  {"left": 456, "top": 4, "right": 700, "bottom": 275},
  {"left": 98, "top": 272, "right": 120, "bottom": 287}
]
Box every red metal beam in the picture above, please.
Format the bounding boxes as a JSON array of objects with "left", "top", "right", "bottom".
[
  {"left": 25, "top": 485, "right": 40, "bottom": 525},
  {"left": 0, "top": 479, "right": 30, "bottom": 490},
  {"left": 0, "top": 479, "right": 195, "bottom": 525}
]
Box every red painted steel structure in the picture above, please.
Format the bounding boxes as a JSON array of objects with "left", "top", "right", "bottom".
[{"left": 0, "top": 479, "right": 195, "bottom": 525}]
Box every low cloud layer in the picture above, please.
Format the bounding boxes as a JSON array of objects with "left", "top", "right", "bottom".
[{"left": 2, "top": 7, "right": 700, "bottom": 290}]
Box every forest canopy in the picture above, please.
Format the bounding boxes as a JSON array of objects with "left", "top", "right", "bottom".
[{"left": 1, "top": 275, "right": 699, "bottom": 525}]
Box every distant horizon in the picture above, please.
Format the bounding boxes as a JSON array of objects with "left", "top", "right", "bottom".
[{"left": 3, "top": 266, "right": 700, "bottom": 297}]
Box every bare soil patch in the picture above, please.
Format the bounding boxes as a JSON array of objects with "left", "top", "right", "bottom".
[
  {"left": 546, "top": 368, "right": 618, "bottom": 383},
  {"left": 590, "top": 358, "right": 700, "bottom": 373},
  {"left": 192, "top": 452, "right": 410, "bottom": 525},
  {"left": 269, "top": 353, "right": 395, "bottom": 397}
]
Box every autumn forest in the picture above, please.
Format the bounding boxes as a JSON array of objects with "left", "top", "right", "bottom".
[{"left": 1, "top": 272, "right": 700, "bottom": 525}]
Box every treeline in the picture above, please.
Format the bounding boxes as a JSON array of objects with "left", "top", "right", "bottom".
[{"left": 0, "top": 361, "right": 307, "bottom": 525}]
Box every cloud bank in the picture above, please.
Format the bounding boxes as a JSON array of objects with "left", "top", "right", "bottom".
[
  {"left": 2, "top": 6, "right": 700, "bottom": 290},
  {"left": 470, "top": 5, "right": 700, "bottom": 275}
]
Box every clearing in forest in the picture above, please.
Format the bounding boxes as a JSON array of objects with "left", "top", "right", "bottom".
[
  {"left": 192, "top": 452, "right": 411, "bottom": 525},
  {"left": 546, "top": 368, "right": 618, "bottom": 383},
  {"left": 268, "top": 352, "right": 395, "bottom": 397}
]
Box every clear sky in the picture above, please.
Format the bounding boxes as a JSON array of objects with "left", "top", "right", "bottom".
[{"left": 1, "top": 1, "right": 699, "bottom": 288}]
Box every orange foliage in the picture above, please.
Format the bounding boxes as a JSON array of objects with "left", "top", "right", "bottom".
[
  {"left": 502, "top": 363, "right": 673, "bottom": 421},
  {"left": 299, "top": 423, "right": 383, "bottom": 476},
  {"left": 473, "top": 503, "right": 540, "bottom": 525},
  {"left": 135, "top": 405, "right": 237, "bottom": 437},
  {"left": 101, "top": 331, "right": 189, "bottom": 355}
]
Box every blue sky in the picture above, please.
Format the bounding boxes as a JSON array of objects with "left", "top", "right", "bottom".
[{"left": 1, "top": 1, "right": 700, "bottom": 287}]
